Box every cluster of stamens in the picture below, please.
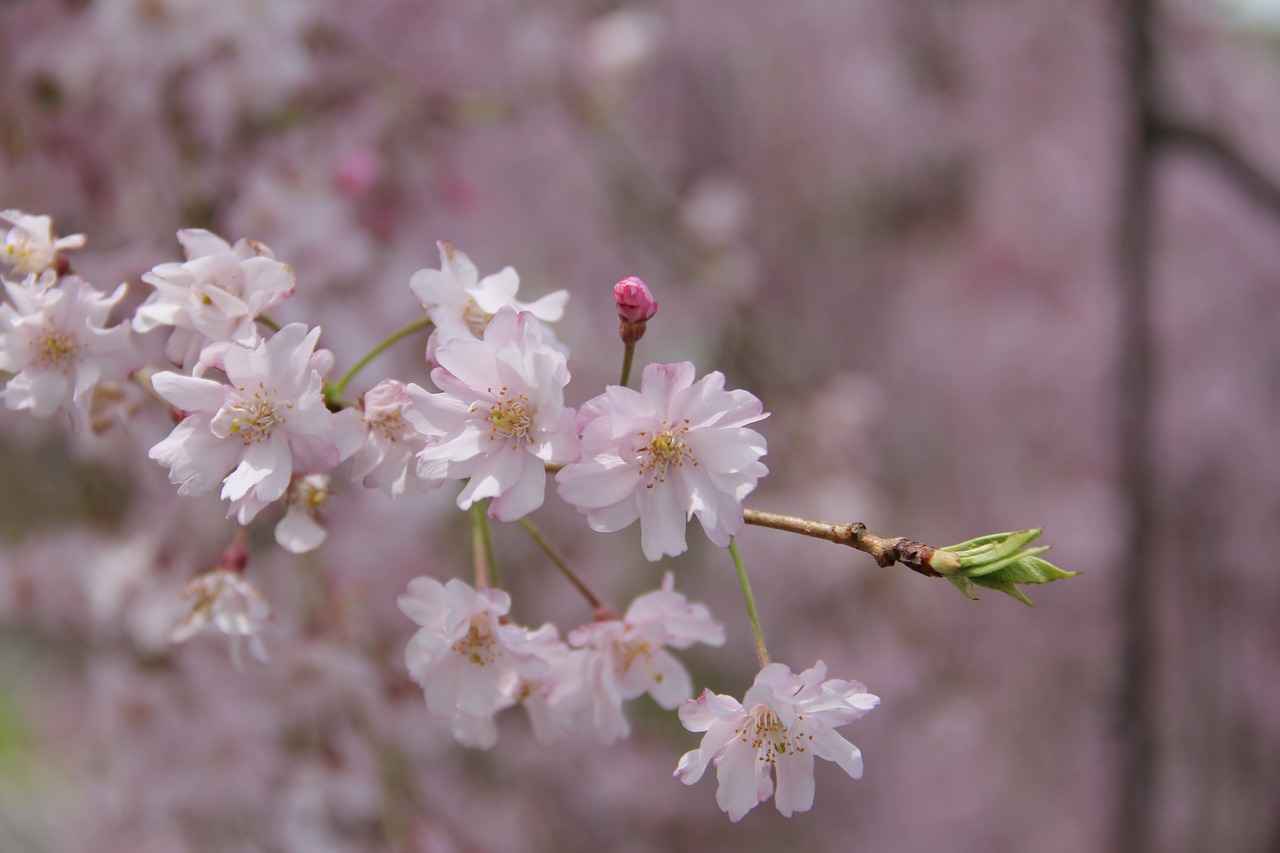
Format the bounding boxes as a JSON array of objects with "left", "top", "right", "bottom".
[
  {"left": 462, "top": 299, "right": 495, "bottom": 337},
  {"left": 638, "top": 419, "right": 696, "bottom": 487},
  {"left": 369, "top": 406, "right": 409, "bottom": 443},
  {"left": 226, "top": 382, "right": 289, "bottom": 445},
  {"left": 480, "top": 386, "right": 534, "bottom": 446},
  {"left": 452, "top": 614, "right": 499, "bottom": 666},
  {"left": 29, "top": 321, "right": 83, "bottom": 371},
  {"left": 739, "top": 707, "right": 809, "bottom": 767},
  {"left": 615, "top": 638, "right": 659, "bottom": 680}
]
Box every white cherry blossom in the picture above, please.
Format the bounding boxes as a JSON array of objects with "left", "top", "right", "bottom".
[
  {"left": 568, "top": 572, "right": 724, "bottom": 744},
  {"left": 133, "top": 228, "right": 295, "bottom": 368},
  {"left": 409, "top": 240, "right": 568, "bottom": 358},
  {"left": 675, "top": 661, "right": 879, "bottom": 821},
  {"left": 1, "top": 209, "right": 86, "bottom": 275},
  {"left": 406, "top": 308, "right": 579, "bottom": 522},
  {"left": 345, "top": 379, "right": 435, "bottom": 498},
  {"left": 556, "top": 361, "right": 768, "bottom": 560},
  {"left": 148, "top": 323, "right": 341, "bottom": 525},
  {"left": 397, "top": 576, "right": 547, "bottom": 749},
  {"left": 0, "top": 273, "right": 137, "bottom": 432}
]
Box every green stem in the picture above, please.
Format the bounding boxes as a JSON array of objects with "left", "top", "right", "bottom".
[
  {"left": 256, "top": 314, "right": 282, "bottom": 333},
  {"left": 470, "top": 501, "right": 499, "bottom": 589},
  {"left": 517, "top": 518, "right": 607, "bottom": 612},
  {"left": 619, "top": 341, "right": 636, "bottom": 387},
  {"left": 328, "top": 316, "right": 434, "bottom": 399},
  {"left": 728, "top": 538, "right": 769, "bottom": 668}
]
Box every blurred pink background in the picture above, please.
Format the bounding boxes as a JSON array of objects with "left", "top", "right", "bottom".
[{"left": 1, "top": 0, "right": 1278, "bottom": 850}]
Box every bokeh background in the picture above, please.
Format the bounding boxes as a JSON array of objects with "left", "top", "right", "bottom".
[{"left": 1, "top": 0, "right": 1279, "bottom": 851}]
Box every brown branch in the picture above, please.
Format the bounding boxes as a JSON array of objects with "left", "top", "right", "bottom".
[{"left": 742, "top": 508, "right": 961, "bottom": 577}]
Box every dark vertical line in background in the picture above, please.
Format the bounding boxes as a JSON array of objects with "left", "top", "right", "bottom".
[{"left": 1116, "top": 0, "right": 1159, "bottom": 851}]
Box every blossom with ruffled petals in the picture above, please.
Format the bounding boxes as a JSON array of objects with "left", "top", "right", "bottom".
[
  {"left": 409, "top": 241, "right": 568, "bottom": 358},
  {"left": 1, "top": 209, "right": 86, "bottom": 275},
  {"left": 397, "top": 576, "right": 547, "bottom": 749},
  {"left": 556, "top": 362, "right": 768, "bottom": 560},
  {"left": 675, "top": 661, "right": 879, "bottom": 821},
  {"left": 345, "top": 379, "right": 435, "bottom": 498},
  {"left": 568, "top": 572, "right": 724, "bottom": 743},
  {"left": 133, "top": 229, "right": 295, "bottom": 368},
  {"left": 0, "top": 274, "right": 137, "bottom": 432},
  {"left": 406, "top": 308, "right": 579, "bottom": 522},
  {"left": 148, "top": 323, "right": 341, "bottom": 525}
]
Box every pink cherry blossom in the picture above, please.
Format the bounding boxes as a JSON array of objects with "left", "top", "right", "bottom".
[
  {"left": 406, "top": 308, "right": 579, "bottom": 522},
  {"left": 0, "top": 209, "right": 86, "bottom": 275},
  {"left": 0, "top": 273, "right": 137, "bottom": 433},
  {"left": 133, "top": 229, "right": 296, "bottom": 369},
  {"left": 556, "top": 362, "right": 768, "bottom": 560},
  {"left": 345, "top": 379, "right": 435, "bottom": 498},
  {"left": 568, "top": 572, "right": 724, "bottom": 744},
  {"left": 168, "top": 568, "right": 272, "bottom": 671},
  {"left": 675, "top": 661, "right": 880, "bottom": 822},
  {"left": 147, "top": 323, "right": 341, "bottom": 525},
  {"left": 275, "top": 473, "right": 336, "bottom": 554},
  {"left": 408, "top": 240, "right": 568, "bottom": 358},
  {"left": 397, "top": 576, "right": 547, "bottom": 749}
]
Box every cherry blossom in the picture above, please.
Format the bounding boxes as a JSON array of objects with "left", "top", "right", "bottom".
[
  {"left": 613, "top": 275, "right": 659, "bottom": 324},
  {"left": 168, "top": 568, "right": 272, "bottom": 671},
  {"left": 675, "top": 661, "right": 880, "bottom": 821},
  {"left": 147, "top": 323, "right": 342, "bottom": 525},
  {"left": 0, "top": 209, "right": 86, "bottom": 275},
  {"left": 0, "top": 273, "right": 137, "bottom": 432},
  {"left": 568, "top": 572, "right": 725, "bottom": 744},
  {"left": 133, "top": 229, "right": 296, "bottom": 369},
  {"left": 275, "top": 473, "right": 336, "bottom": 554},
  {"left": 556, "top": 361, "right": 768, "bottom": 560},
  {"left": 397, "top": 576, "right": 548, "bottom": 749},
  {"left": 344, "top": 379, "right": 435, "bottom": 498},
  {"left": 406, "top": 308, "right": 579, "bottom": 522},
  {"left": 408, "top": 240, "right": 568, "bottom": 357}
]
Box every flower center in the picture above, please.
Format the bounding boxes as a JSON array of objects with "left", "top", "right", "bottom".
[
  {"left": 452, "top": 615, "right": 499, "bottom": 666},
  {"left": 462, "top": 299, "right": 494, "bottom": 337},
  {"left": 368, "top": 407, "right": 410, "bottom": 442},
  {"left": 741, "top": 706, "right": 807, "bottom": 766},
  {"left": 29, "top": 321, "right": 83, "bottom": 371},
  {"left": 481, "top": 387, "right": 534, "bottom": 445},
  {"left": 227, "top": 381, "right": 290, "bottom": 445},
  {"left": 638, "top": 420, "right": 696, "bottom": 487},
  {"left": 616, "top": 638, "right": 655, "bottom": 676}
]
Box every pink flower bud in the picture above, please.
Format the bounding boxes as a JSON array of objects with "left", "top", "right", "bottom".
[{"left": 614, "top": 276, "right": 659, "bottom": 324}]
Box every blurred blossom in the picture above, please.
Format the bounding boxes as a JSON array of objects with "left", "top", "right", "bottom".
[
  {"left": 0, "top": 273, "right": 138, "bottom": 433},
  {"left": 168, "top": 568, "right": 272, "bottom": 670},
  {"left": 0, "top": 209, "right": 86, "bottom": 275},
  {"left": 579, "top": 8, "right": 665, "bottom": 81}
]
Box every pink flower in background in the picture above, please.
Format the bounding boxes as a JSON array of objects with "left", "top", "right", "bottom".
[
  {"left": 407, "top": 308, "right": 579, "bottom": 522},
  {"left": 557, "top": 362, "right": 768, "bottom": 560},
  {"left": 133, "top": 229, "right": 295, "bottom": 369},
  {"left": 148, "top": 323, "right": 341, "bottom": 525},
  {"left": 568, "top": 572, "right": 724, "bottom": 744},
  {"left": 409, "top": 240, "right": 568, "bottom": 357},
  {"left": 0, "top": 209, "right": 86, "bottom": 275},
  {"left": 675, "top": 661, "right": 879, "bottom": 821},
  {"left": 0, "top": 274, "right": 137, "bottom": 433},
  {"left": 345, "top": 379, "right": 435, "bottom": 498},
  {"left": 397, "top": 576, "right": 547, "bottom": 749},
  {"left": 168, "top": 568, "right": 272, "bottom": 671}
]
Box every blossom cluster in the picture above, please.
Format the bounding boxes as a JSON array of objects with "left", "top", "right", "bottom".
[{"left": 0, "top": 210, "right": 877, "bottom": 822}]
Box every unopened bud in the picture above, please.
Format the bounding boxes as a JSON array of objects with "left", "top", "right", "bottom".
[{"left": 614, "top": 276, "right": 658, "bottom": 324}]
